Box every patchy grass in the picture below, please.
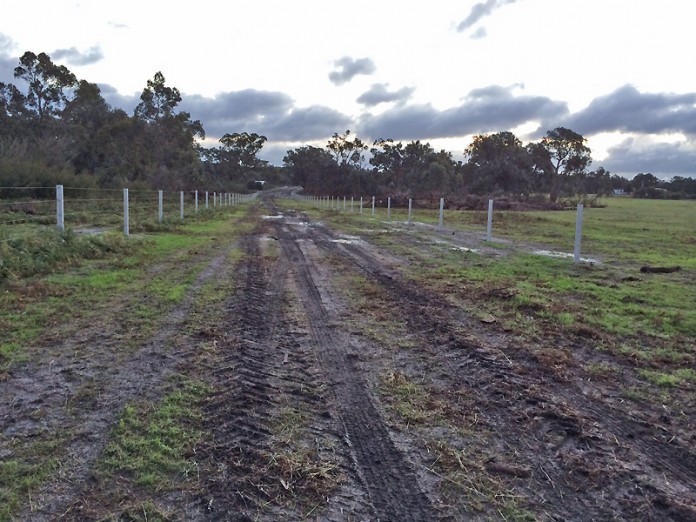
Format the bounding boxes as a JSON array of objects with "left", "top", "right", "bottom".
[
  {"left": 100, "top": 375, "right": 209, "bottom": 488},
  {"left": 0, "top": 208, "right": 251, "bottom": 372},
  {"left": 0, "top": 437, "right": 64, "bottom": 520}
]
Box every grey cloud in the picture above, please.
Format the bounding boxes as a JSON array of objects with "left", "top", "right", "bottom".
[
  {"left": 0, "top": 33, "right": 14, "bottom": 54},
  {"left": 180, "top": 89, "right": 350, "bottom": 142},
  {"left": 470, "top": 27, "right": 487, "bottom": 39},
  {"left": 98, "top": 83, "right": 140, "bottom": 112},
  {"left": 329, "top": 56, "right": 376, "bottom": 86},
  {"left": 359, "top": 85, "right": 567, "bottom": 141},
  {"left": 457, "top": 0, "right": 517, "bottom": 32},
  {"left": 52, "top": 45, "right": 104, "bottom": 66},
  {"left": 0, "top": 34, "right": 16, "bottom": 84},
  {"left": 357, "top": 83, "right": 415, "bottom": 107},
  {"left": 564, "top": 84, "right": 696, "bottom": 137},
  {"left": 601, "top": 137, "right": 696, "bottom": 177}
]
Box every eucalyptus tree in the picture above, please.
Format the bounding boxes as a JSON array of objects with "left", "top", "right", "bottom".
[{"left": 13, "top": 51, "right": 77, "bottom": 123}]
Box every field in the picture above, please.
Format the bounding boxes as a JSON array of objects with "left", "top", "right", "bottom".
[{"left": 0, "top": 191, "right": 694, "bottom": 521}]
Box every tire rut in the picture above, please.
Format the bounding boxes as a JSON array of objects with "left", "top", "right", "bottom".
[
  {"left": 275, "top": 222, "right": 438, "bottom": 521},
  {"left": 307, "top": 218, "right": 696, "bottom": 520}
]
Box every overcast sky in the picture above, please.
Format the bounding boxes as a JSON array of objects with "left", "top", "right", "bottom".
[{"left": 1, "top": 0, "right": 695, "bottom": 178}]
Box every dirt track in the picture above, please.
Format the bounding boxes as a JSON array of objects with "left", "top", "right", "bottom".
[{"left": 2, "top": 194, "right": 695, "bottom": 520}]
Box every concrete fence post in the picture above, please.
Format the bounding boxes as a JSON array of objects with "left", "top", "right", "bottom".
[
  {"left": 487, "top": 199, "right": 493, "bottom": 241},
  {"left": 351, "top": 197, "right": 354, "bottom": 212},
  {"left": 56, "top": 185, "right": 64, "bottom": 231},
  {"left": 372, "top": 196, "right": 375, "bottom": 216},
  {"left": 180, "top": 191, "right": 184, "bottom": 220},
  {"left": 158, "top": 190, "right": 163, "bottom": 223},
  {"left": 360, "top": 196, "right": 363, "bottom": 214},
  {"left": 439, "top": 198, "right": 444, "bottom": 228},
  {"left": 205, "top": 191, "right": 209, "bottom": 209},
  {"left": 408, "top": 198, "right": 413, "bottom": 225},
  {"left": 123, "top": 188, "right": 129, "bottom": 236},
  {"left": 574, "top": 203, "right": 584, "bottom": 264},
  {"left": 387, "top": 197, "right": 391, "bottom": 222}
]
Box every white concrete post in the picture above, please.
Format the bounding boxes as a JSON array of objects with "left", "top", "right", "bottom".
[
  {"left": 123, "top": 188, "right": 129, "bottom": 236},
  {"left": 439, "top": 198, "right": 444, "bottom": 228},
  {"left": 180, "top": 191, "right": 184, "bottom": 220},
  {"left": 343, "top": 196, "right": 346, "bottom": 210},
  {"left": 56, "top": 185, "right": 64, "bottom": 231},
  {"left": 574, "top": 203, "right": 584, "bottom": 264},
  {"left": 408, "top": 198, "right": 413, "bottom": 225},
  {"left": 360, "top": 197, "right": 363, "bottom": 214},
  {"left": 351, "top": 197, "right": 354, "bottom": 212},
  {"left": 195, "top": 190, "right": 198, "bottom": 213},
  {"left": 158, "top": 190, "right": 163, "bottom": 223},
  {"left": 372, "top": 196, "right": 375, "bottom": 216},
  {"left": 387, "top": 197, "right": 391, "bottom": 222},
  {"left": 487, "top": 199, "right": 493, "bottom": 241},
  {"left": 205, "top": 191, "right": 209, "bottom": 209}
]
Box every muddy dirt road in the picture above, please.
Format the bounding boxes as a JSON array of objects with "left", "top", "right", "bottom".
[{"left": 2, "top": 195, "right": 695, "bottom": 521}]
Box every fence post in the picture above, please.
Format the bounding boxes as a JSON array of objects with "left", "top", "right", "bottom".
[
  {"left": 387, "top": 197, "right": 391, "bottom": 222},
  {"left": 574, "top": 203, "right": 584, "bottom": 264},
  {"left": 123, "top": 188, "right": 129, "bottom": 236},
  {"left": 180, "top": 191, "right": 184, "bottom": 220},
  {"left": 408, "top": 198, "right": 413, "bottom": 225},
  {"left": 487, "top": 199, "right": 493, "bottom": 241},
  {"left": 343, "top": 196, "right": 346, "bottom": 211},
  {"left": 372, "top": 196, "right": 375, "bottom": 216},
  {"left": 205, "top": 191, "right": 209, "bottom": 209},
  {"left": 439, "top": 198, "right": 444, "bottom": 228},
  {"left": 351, "top": 197, "right": 354, "bottom": 212},
  {"left": 158, "top": 190, "right": 163, "bottom": 223},
  {"left": 56, "top": 185, "right": 64, "bottom": 231},
  {"left": 360, "top": 196, "right": 363, "bottom": 214},
  {"left": 195, "top": 190, "right": 198, "bottom": 213}
]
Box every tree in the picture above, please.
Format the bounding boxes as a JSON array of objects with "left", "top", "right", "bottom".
[
  {"left": 0, "top": 81, "right": 30, "bottom": 138},
  {"left": 464, "top": 131, "right": 531, "bottom": 194},
  {"left": 539, "top": 127, "right": 592, "bottom": 202},
  {"left": 283, "top": 145, "right": 339, "bottom": 194},
  {"left": 327, "top": 130, "right": 368, "bottom": 169},
  {"left": 134, "top": 71, "right": 182, "bottom": 123},
  {"left": 219, "top": 132, "right": 267, "bottom": 170},
  {"left": 13, "top": 51, "right": 77, "bottom": 123}
]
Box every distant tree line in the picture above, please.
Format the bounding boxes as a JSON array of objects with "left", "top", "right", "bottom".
[
  {"left": 0, "top": 51, "right": 275, "bottom": 192},
  {"left": 2, "top": 51, "right": 694, "bottom": 202},
  {"left": 283, "top": 129, "right": 696, "bottom": 205}
]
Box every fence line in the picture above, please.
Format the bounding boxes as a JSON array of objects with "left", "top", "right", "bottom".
[
  {"left": 1, "top": 185, "right": 258, "bottom": 240},
  {"left": 293, "top": 193, "right": 588, "bottom": 265}
]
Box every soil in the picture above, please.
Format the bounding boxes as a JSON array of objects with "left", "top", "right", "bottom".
[{"left": 1, "top": 190, "right": 694, "bottom": 521}]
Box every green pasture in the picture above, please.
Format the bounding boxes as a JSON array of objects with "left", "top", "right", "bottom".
[{"left": 279, "top": 196, "right": 696, "bottom": 387}]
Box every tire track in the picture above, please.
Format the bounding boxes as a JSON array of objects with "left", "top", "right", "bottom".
[
  {"left": 275, "top": 222, "right": 437, "bottom": 521},
  {"left": 305, "top": 217, "right": 696, "bottom": 520}
]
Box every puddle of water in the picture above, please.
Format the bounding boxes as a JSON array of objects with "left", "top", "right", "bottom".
[
  {"left": 331, "top": 236, "right": 363, "bottom": 245},
  {"left": 534, "top": 250, "right": 599, "bottom": 264},
  {"left": 451, "top": 246, "right": 479, "bottom": 254},
  {"left": 262, "top": 215, "right": 284, "bottom": 220}
]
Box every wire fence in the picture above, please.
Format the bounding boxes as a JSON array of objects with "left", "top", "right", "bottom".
[{"left": 0, "top": 185, "right": 256, "bottom": 243}]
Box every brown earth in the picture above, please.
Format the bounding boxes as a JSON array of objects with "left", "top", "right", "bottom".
[{"left": 1, "top": 192, "right": 695, "bottom": 521}]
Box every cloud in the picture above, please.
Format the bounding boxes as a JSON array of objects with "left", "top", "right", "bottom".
[
  {"left": 358, "top": 84, "right": 567, "bottom": 141},
  {"left": 564, "top": 84, "right": 696, "bottom": 137},
  {"left": 457, "top": 0, "right": 517, "bottom": 33},
  {"left": 601, "top": 137, "right": 696, "bottom": 178},
  {"left": 98, "top": 83, "right": 140, "bottom": 112},
  {"left": 357, "top": 83, "right": 415, "bottom": 107},
  {"left": 329, "top": 56, "right": 376, "bottom": 85},
  {"left": 52, "top": 45, "right": 104, "bottom": 66},
  {"left": 0, "top": 33, "right": 14, "bottom": 54},
  {"left": 109, "top": 21, "right": 129, "bottom": 29},
  {"left": 180, "top": 89, "right": 350, "bottom": 142}
]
